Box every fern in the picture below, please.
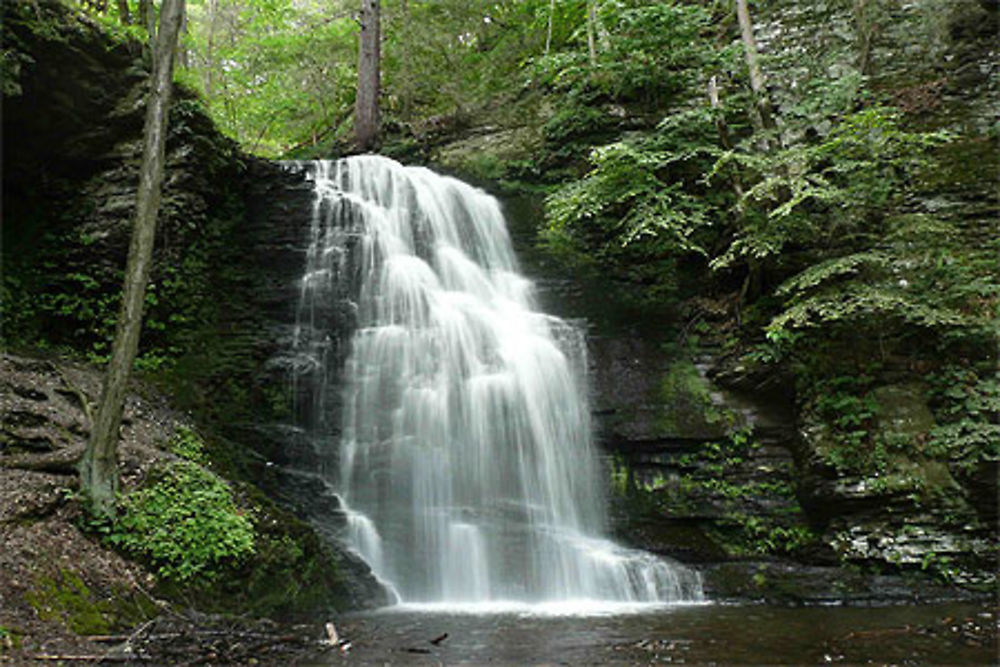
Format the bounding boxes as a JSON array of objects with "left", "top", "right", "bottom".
[{"left": 775, "top": 251, "right": 889, "bottom": 297}]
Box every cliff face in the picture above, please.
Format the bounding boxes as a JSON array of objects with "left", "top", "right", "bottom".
[{"left": 1, "top": 0, "right": 386, "bottom": 624}]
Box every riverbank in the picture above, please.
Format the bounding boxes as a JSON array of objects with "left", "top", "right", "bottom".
[{"left": 0, "top": 352, "right": 381, "bottom": 663}]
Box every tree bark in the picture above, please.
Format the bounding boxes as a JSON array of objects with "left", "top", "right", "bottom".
[
  {"left": 585, "top": 0, "right": 597, "bottom": 65},
  {"left": 401, "top": 0, "right": 412, "bottom": 119},
  {"left": 853, "top": 0, "right": 875, "bottom": 76},
  {"left": 116, "top": 0, "right": 131, "bottom": 24},
  {"left": 139, "top": 0, "right": 156, "bottom": 51},
  {"left": 355, "top": 0, "right": 381, "bottom": 151},
  {"left": 735, "top": 0, "right": 776, "bottom": 137},
  {"left": 544, "top": 0, "right": 555, "bottom": 55},
  {"left": 708, "top": 75, "right": 744, "bottom": 201},
  {"left": 79, "top": 0, "right": 186, "bottom": 519},
  {"left": 204, "top": 0, "right": 219, "bottom": 98}
]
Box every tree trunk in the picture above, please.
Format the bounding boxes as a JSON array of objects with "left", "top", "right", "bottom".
[
  {"left": 544, "top": 0, "right": 555, "bottom": 55},
  {"left": 139, "top": 0, "right": 157, "bottom": 50},
  {"left": 585, "top": 0, "right": 597, "bottom": 65},
  {"left": 853, "top": 0, "right": 875, "bottom": 76},
  {"left": 79, "top": 0, "right": 186, "bottom": 520},
  {"left": 734, "top": 0, "right": 776, "bottom": 137},
  {"left": 204, "top": 0, "right": 219, "bottom": 98},
  {"left": 116, "top": 0, "right": 131, "bottom": 24},
  {"left": 178, "top": 6, "right": 190, "bottom": 68},
  {"left": 401, "top": 0, "right": 412, "bottom": 119},
  {"left": 708, "top": 75, "right": 744, "bottom": 202},
  {"left": 355, "top": 0, "right": 381, "bottom": 151}
]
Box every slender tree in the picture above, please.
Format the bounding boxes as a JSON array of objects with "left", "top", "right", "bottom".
[
  {"left": 545, "top": 0, "right": 556, "bottom": 55},
  {"left": 400, "top": 0, "right": 412, "bottom": 119},
  {"left": 116, "top": 0, "right": 131, "bottom": 24},
  {"left": 79, "top": 0, "right": 186, "bottom": 519},
  {"left": 140, "top": 0, "right": 157, "bottom": 43},
  {"left": 734, "top": 0, "right": 775, "bottom": 137},
  {"left": 355, "top": 0, "right": 381, "bottom": 151},
  {"left": 585, "top": 0, "right": 597, "bottom": 65},
  {"left": 853, "top": 0, "right": 876, "bottom": 76}
]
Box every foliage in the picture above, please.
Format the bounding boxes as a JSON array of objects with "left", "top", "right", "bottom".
[
  {"left": 926, "top": 369, "right": 1000, "bottom": 472},
  {"left": 110, "top": 459, "right": 255, "bottom": 583},
  {"left": 545, "top": 109, "right": 720, "bottom": 261},
  {"left": 167, "top": 426, "right": 209, "bottom": 463},
  {"left": 534, "top": 1, "right": 719, "bottom": 106},
  {"left": 709, "top": 107, "right": 951, "bottom": 273},
  {"left": 178, "top": 0, "right": 358, "bottom": 155},
  {"left": 808, "top": 375, "right": 883, "bottom": 472}
]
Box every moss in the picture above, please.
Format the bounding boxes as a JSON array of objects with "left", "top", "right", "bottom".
[
  {"left": 655, "top": 360, "right": 740, "bottom": 439},
  {"left": 24, "top": 569, "right": 154, "bottom": 636}
]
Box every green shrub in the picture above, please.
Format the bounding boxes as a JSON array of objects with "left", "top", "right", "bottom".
[
  {"left": 166, "top": 426, "right": 208, "bottom": 464},
  {"left": 110, "top": 460, "right": 255, "bottom": 583}
]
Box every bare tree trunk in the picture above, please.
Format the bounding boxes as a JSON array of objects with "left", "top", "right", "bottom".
[
  {"left": 401, "top": 0, "right": 412, "bottom": 119},
  {"left": 140, "top": 0, "right": 157, "bottom": 53},
  {"left": 545, "top": 0, "right": 555, "bottom": 55},
  {"left": 116, "top": 0, "right": 131, "bottom": 24},
  {"left": 853, "top": 0, "right": 876, "bottom": 76},
  {"left": 204, "top": 0, "right": 219, "bottom": 98},
  {"left": 708, "top": 75, "right": 744, "bottom": 202},
  {"left": 178, "top": 6, "right": 190, "bottom": 68},
  {"left": 355, "top": 0, "right": 381, "bottom": 151},
  {"left": 735, "top": 0, "right": 775, "bottom": 137},
  {"left": 80, "top": 0, "right": 186, "bottom": 520},
  {"left": 585, "top": 0, "right": 597, "bottom": 65}
]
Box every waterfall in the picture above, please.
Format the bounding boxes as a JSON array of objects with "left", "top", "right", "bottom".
[{"left": 293, "top": 155, "right": 702, "bottom": 606}]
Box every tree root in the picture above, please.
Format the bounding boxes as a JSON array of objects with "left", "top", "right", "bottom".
[{"left": 0, "top": 445, "right": 84, "bottom": 475}]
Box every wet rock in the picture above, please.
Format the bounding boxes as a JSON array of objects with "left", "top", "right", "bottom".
[{"left": 702, "top": 560, "right": 985, "bottom": 605}]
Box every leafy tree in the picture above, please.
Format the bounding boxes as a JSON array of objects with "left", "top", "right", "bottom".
[{"left": 180, "top": 0, "right": 357, "bottom": 155}]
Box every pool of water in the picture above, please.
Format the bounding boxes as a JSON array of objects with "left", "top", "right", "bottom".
[{"left": 306, "top": 601, "right": 996, "bottom": 665}]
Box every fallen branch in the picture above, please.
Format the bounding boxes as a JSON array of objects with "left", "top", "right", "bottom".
[{"left": 32, "top": 654, "right": 148, "bottom": 663}]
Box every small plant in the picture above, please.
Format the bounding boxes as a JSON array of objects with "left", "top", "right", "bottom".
[
  {"left": 167, "top": 426, "right": 207, "bottom": 463},
  {"left": 110, "top": 460, "right": 255, "bottom": 583}
]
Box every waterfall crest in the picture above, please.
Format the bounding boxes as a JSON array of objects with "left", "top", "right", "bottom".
[{"left": 294, "top": 155, "right": 702, "bottom": 605}]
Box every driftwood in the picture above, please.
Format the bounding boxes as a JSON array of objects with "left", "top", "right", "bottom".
[
  {"left": 32, "top": 655, "right": 143, "bottom": 663},
  {"left": 58, "top": 612, "right": 334, "bottom": 665}
]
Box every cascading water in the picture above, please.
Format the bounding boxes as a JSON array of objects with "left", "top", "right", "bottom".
[{"left": 293, "top": 155, "right": 702, "bottom": 606}]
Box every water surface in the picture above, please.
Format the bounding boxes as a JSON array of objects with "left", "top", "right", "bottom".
[{"left": 310, "top": 602, "right": 996, "bottom": 664}]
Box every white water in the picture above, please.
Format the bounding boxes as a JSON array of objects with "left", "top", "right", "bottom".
[{"left": 295, "top": 155, "right": 702, "bottom": 606}]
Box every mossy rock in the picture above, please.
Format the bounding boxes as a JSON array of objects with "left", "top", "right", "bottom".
[
  {"left": 872, "top": 383, "right": 936, "bottom": 441},
  {"left": 655, "top": 361, "right": 738, "bottom": 440}
]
